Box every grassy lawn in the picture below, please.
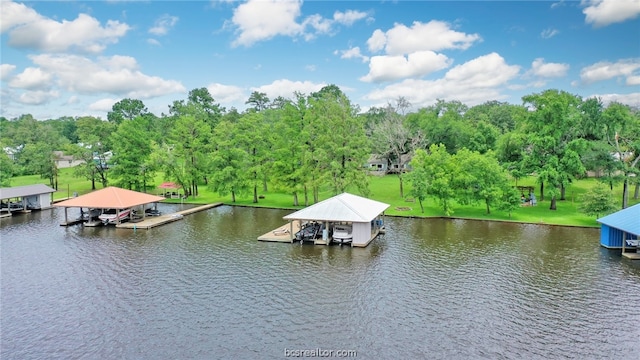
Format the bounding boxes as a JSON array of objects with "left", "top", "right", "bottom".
[{"left": 8, "top": 168, "right": 639, "bottom": 227}]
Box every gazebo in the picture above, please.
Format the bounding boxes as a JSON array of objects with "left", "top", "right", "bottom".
[
  {"left": 283, "top": 192, "right": 389, "bottom": 247},
  {"left": 158, "top": 182, "right": 182, "bottom": 198},
  {"left": 54, "top": 187, "right": 165, "bottom": 225}
]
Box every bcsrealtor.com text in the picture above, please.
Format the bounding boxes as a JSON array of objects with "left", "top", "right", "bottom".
[{"left": 284, "top": 348, "right": 357, "bottom": 357}]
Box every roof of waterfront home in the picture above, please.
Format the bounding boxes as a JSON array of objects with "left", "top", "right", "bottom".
[
  {"left": 597, "top": 203, "right": 640, "bottom": 236},
  {"left": 283, "top": 192, "right": 390, "bottom": 223},
  {"left": 0, "top": 184, "right": 56, "bottom": 200},
  {"left": 54, "top": 186, "right": 165, "bottom": 209}
]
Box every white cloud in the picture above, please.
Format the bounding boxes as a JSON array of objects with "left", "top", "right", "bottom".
[
  {"left": 360, "top": 51, "right": 451, "bottom": 83},
  {"left": 444, "top": 53, "right": 520, "bottom": 87},
  {"left": 206, "top": 83, "right": 246, "bottom": 104},
  {"left": 541, "top": 28, "right": 559, "bottom": 38},
  {"left": 363, "top": 53, "right": 520, "bottom": 108},
  {"left": 366, "top": 20, "right": 481, "bottom": 55},
  {"left": 333, "top": 10, "right": 368, "bottom": 26},
  {"left": 252, "top": 79, "right": 326, "bottom": 99},
  {"left": 9, "top": 67, "right": 53, "bottom": 90},
  {"left": 89, "top": 98, "right": 119, "bottom": 112},
  {"left": 305, "top": 64, "right": 316, "bottom": 72},
  {"left": 582, "top": 0, "right": 640, "bottom": 27},
  {"left": 3, "top": 3, "right": 130, "bottom": 54},
  {"left": 1, "top": 64, "right": 17, "bottom": 81},
  {"left": 579, "top": 58, "right": 640, "bottom": 84},
  {"left": 592, "top": 92, "right": 640, "bottom": 107},
  {"left": 149, "top": 14, "right": 179, "bottom": 36},
  {"left": 626, "top": 75, "right": 640, "bottom": 85},
  {"left": 0, "top": 1, "right": 41, "bottom": 33},
  {"left": 366, "top": 29, "right": 387, "bottom": 53},
  {"left": 27, "top": 54, "right": 185, "bottom": 98},
  {"left": 147, "top": 38, "right": 161, "bottom": 46},
  {"left": 529, "top": 58, "right": 569, "bottom": 78},
  {"left": 336, "top": 47, "right": 369, "bottom": 63},
  {"left": 302, "top": 14, "right": 333, "bottom": 39},
  {"left": 66, "top": 95, "right": 80, "bottom": 105},
  {"left": 229, "top": 0, "right": 369, "bottom": 47},
  {"left": 18, "top": 90, "right": 59, "bottom": 105},
  {"left": 230, "top": 0, "right": 304, "bottom": 47}
]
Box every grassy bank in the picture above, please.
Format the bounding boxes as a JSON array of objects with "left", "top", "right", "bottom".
[{"left": 9, "top": 168, "right": 639, "bottom": 227}]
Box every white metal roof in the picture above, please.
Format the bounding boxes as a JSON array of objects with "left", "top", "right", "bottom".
[
  {"left": 283, "top": 193, "right": 390, "bottom": 223},
  {"left": 0, "top": 184, "right": 56, "bottom": 200}
]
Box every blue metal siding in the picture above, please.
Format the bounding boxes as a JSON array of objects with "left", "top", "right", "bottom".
[
  {"left": 600, "top": 225, "right": 611, "bottom": 247},
  {"left": 600, "top": 224, "right": 639, "bottom": 248},
  {"left": 597, "top": 204, "right": 640, "bottom": 236}
]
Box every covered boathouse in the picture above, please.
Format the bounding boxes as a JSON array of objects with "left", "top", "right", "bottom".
[
  {"left": 597, "top": 203, "right": 640, "bottom": 260},
  {"left": 54, "top": 186, "right": 165, "bottom": 226},
  {"left": 279, "top": 192, "right": 390, "bottom": 247},
  {"left": 0, "top": 184, "right": 56, "bottom": 217}
]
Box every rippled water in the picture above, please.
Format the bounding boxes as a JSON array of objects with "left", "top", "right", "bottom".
[{"left": 1, "top": 205, "right": 639, "bottom": 359}]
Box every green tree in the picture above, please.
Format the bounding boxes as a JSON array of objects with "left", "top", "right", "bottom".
[
  {"left": 270, "top": 94, "right": 309, "bottom": 205},
  {"left": 209, "top": 120, "right": 249, "bottom": 202},
  {"left": 307, "top": 85, "right": 370, "bottom": 196},
  {"left": 409, "top": 144, "right": 456, "bottom": 215},
  {"left": 406, "top": 149, "right": 430, "bottom": 213},
  {"left": 71, "top": 116, "right": 114, "bottom": 189},
  {"left": 166, "top": 113, "right": 213, "bottom": 198},
  {"left": 245, "top": 91, "right": 270, "bottom": 112},
  {"left": 578, "top": 182, "right": 617, "bottom": 218},
  {"left": 0, "top": 151, "right": 15, "bottom": 187},
  {"left": 107, "top": 99, "right": 148, "bottom": 125},
  {"left": 454, "top": 149, "right": 510, "bottom": 214},
  {"left": 109, "top": 118, "right": 154, "bottom": 190},
  {"left": 369, "top": 105, "right": 424, "bottom": 198},
  {"left": 602, "top": 102, "right": 640, "bottom": 208},
  {"left": 497, "top": 185, "right": 521, "bottom": 218},
  {"left": 234, "top": 111, "right": 271, "bottom": 203},
  {"left": 170, "top": 88, "right": 224, "bottom": 130},
  {"left": 406, "top": 100, "right": 471, "bottom": 154},
  {"left": 521, "top": 89, "right": 585, "bottom": 210},
  {"left": 20, "top": 142, "right": 58, "bottom": 188}
]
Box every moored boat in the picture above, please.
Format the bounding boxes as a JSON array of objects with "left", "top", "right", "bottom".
[{"left": 98, "top": 208, "right": 132, "bottom": 224}]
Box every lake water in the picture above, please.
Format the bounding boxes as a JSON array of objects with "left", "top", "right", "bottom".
[{"left": 1, "top": 205, "right": 639, "bottom": 359}]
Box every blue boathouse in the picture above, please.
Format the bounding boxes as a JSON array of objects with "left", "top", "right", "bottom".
[{"left": 597, "top": 203, "right": 640, "bottom": 260}]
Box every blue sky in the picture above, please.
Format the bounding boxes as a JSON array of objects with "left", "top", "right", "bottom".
[{"left": 1, "top": 0, "right": 639, "bottom": 120}]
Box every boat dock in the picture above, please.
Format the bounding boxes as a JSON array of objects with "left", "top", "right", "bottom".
[
  {"left": 622, "top": 252, "right": 640, "bottom": 260},
  {"left": 116, "top": 203, "right": 222, "bottom": 229},
  {"left": 258, "top": 221, "right": 301, "bottom": 243}
]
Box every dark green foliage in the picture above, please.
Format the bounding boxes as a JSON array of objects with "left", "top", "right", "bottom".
[{"left": 578, "top": 182, "right": 617, "bottom": 218}]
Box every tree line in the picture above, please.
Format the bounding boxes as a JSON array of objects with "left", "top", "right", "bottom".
[{"left": 1, "top": 86, "right": 638, "bottom": 215}]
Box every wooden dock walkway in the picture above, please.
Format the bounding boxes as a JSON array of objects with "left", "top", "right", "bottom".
[
  {"left": 622, "top": 252, "right": 640, "bottom": 260},
  {"left": 258, "top": 221, "right": 300, "bottom": 243},
  {"left": 116, "top": 203, "right": 222, "bottom": 230}
]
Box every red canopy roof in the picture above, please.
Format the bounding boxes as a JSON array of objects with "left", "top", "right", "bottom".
[
  {"left": 158, "top": 182, "right": 181, "bottom": 189},
  {"left": 54, "top": 187, "right": 165, "bottom": 209}
]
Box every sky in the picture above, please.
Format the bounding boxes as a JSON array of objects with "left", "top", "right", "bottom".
[{"left": 1, "top": 0, "right": 639, "bottom": 120}]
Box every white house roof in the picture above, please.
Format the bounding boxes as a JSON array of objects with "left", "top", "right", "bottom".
[
  {"left": 283, "top": 193, "right": 390, "bottom": 223},
  {"left": 0, "top": 184, "right": 56, "bottom": 200}
]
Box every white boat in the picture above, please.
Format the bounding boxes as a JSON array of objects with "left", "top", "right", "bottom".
[
  {"left": 625, "top": 239, "right": 639, "bottom": 247},
  {"left": 332, "top": 224, "right": 353, "bottom": 243},
  {"left": 98, "top": 208, "right": 132, "bottom": 224}
]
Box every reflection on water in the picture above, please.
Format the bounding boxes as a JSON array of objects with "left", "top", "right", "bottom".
[{"left": 1, "top": 205, "right": 639, "bottom": 359}]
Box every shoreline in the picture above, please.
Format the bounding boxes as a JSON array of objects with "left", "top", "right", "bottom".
[{"left": 167, "top": 200, "right": 601, "bottom": 229}]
